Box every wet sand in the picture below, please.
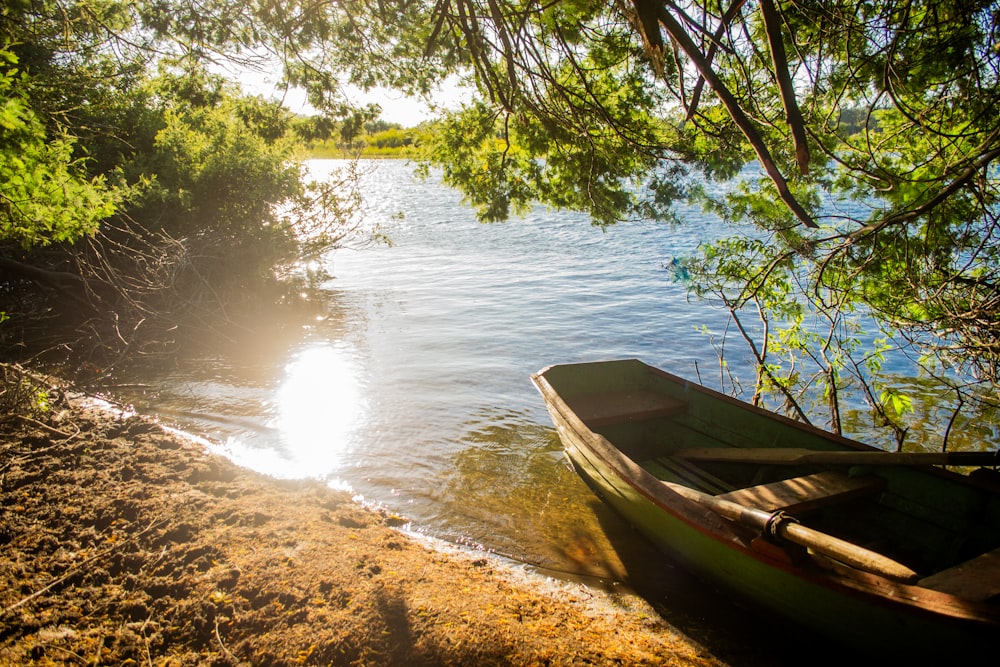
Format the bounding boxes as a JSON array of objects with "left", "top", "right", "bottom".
[{"left": 0, "top": 386, "right": 725, "bottom": 666}]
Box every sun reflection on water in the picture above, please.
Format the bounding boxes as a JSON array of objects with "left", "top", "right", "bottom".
[
  {"left": 274, "top": 344, "right": 364, "bottom": 476},
  {"left": 213, "top": 344, "right": 365, "bottom": 484}
]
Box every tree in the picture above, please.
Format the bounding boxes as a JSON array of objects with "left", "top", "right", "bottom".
[
  {"left": 391, "top": 0, "right": 1000, "bottom": 448},
  {"left": 4, "top": 0, "right": 998, "bottom": 446},
  {"left": 0, "top": 47, "right": 121, "bottom": 249},
  {"left": 0, "top": 2, "right": 362, "bottom": 369}
]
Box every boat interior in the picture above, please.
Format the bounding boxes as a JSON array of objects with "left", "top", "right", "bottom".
[{"left": 565, "top": 383, "right": 1000, "bottom": 602}]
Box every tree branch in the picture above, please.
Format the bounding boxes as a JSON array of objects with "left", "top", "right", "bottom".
[
  {"left": 656, "top": 3, "right": 817, "bottom": 228},
  {"left": 686, "top": 0, "right": 746, "bottom": 122},
  {"left": 0, "top": 255, "right": 85, "bottom": 289},
  {"left": 760, "top": 0, "right": 810, "bottom": 175},
  {"left": 848, "top": 143, "right": 1000, "bottom": 242}
]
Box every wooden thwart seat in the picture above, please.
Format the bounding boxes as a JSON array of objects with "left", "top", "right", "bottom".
[
  {"left": 919, "top": 547, "right": 1000, "bottom": 601},
  {"left": 566, "top": 390, "right": 685, "bottom": 428},
  {"left": 716, "top": 470, "right": 886, "bottom": 515}
]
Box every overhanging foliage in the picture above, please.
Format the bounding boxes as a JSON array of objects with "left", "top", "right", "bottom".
[{"left": 402, "top": 0, "right": 1000, "bottom": 445}]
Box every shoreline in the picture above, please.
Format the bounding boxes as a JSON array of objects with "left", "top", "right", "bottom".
[{"left": 1, "top": 388, "right": 724, "bottom": 665}]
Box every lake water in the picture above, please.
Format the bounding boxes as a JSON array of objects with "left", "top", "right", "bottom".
[
  {"left": 127, "top": 158, "right": 749, "bottom": 548},
  {"left": 118, "top": 159, "right": 866, "bottom": 663}
]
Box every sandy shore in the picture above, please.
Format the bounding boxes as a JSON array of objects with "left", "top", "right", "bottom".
[{"left": 0, "top": 386, "right": 726, "bottom": 666}]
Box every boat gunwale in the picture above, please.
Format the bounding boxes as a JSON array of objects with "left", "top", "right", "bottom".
[{"left": 531, "top": 360, "right": 1000, "bottom": 628}]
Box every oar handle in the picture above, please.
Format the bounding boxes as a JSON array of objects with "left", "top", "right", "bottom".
[
  {"left": 663, "top": 482, "right": 920, "bottom": 583},
  {"left": 770, "top": 513, "right": 919, "bottom": 583}
]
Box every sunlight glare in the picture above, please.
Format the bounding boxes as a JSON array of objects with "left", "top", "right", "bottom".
[{"left": 269, "top": 344, "right": 366, "bottom": 478}]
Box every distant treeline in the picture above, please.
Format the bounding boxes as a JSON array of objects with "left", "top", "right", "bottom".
[{"left": 304, "top": 119, "right": 432, "bottom": 159}]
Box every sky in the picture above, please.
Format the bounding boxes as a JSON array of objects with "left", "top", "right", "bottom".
[
  {"left": 271, "top": 83, "right": 450, "bottom": 127},
  {"left": 226, "top": 60, "right": 470, "bottom": 127},
  {"left": 309, "top": 83, "right": 469, "bottom": 127}
]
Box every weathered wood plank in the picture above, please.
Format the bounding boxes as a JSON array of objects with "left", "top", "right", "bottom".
[
  {"left": 654, "top": 457, "right": 732, "bottom": 495},
  {"left": 716, "top": 471, "right": 886, "bottom": 514},
  {"left": 920, "top": 547, "right": 1000, "bottom": 601},
  {"left": 566, "top": 391, "right": 685, "bottom": 428}
]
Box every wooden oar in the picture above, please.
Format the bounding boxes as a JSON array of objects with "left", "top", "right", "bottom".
[
  {"left": 676, "top": 447, "right": 1000, "bottom": 467},
  {"left": 662, "top": 481, "right": 920, "bottom": 583}
]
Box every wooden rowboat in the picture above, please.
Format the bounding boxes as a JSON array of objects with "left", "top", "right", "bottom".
[{"left": 531, "top": 359, "right": 1000, "bottom": 661}]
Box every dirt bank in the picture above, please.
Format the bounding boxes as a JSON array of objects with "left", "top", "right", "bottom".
[{"left": 0, "top": 384, "right": 724, "bottom": 666}]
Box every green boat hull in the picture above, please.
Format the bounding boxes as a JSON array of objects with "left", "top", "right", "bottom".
[{"left": 533, "top": 359, "right": 1000, "bottom": 662}]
